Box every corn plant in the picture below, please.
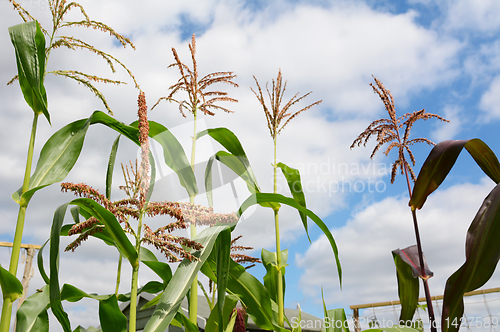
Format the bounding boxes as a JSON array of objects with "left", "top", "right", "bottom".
[
  {"left": 351, "top": 77, "right": 448, "bottom": 331},
  {"left": 152, "top": 33, "right": 238, "bottom": 326},
  {"left": 351, "top": 77, "right": 500, "bottom": 332},
  {"left": 408, "top": 139, "right": 500, "bottom": 332},
  {"left": 198, "top": 70, "right": 342, "bottom": 329},
  {"left": 2, "top": 0, "right": 137, "bottom": 325}
]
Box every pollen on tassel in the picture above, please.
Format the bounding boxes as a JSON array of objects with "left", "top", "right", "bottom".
[{"left": 137, "top": 91, "right": 150, "bottom": 205}]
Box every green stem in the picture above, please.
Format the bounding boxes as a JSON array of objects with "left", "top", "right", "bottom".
[
  {"left": 0, "top": 113, "right": 39, "bottom": 330},
  {"left": 273, "top": 137, "right": 284, "bottom": 327},
  {"left": 189, "top": 109, "right": 198, "bottom": 325},
  {"left": 115, "top": 254, "right": 123, "bottom": 296},
  {"left": 403, "top": 162, "right": 436, "bottom": 332},
  {"left": 129, "top": 212, "right": 144, "bottom": 332}
]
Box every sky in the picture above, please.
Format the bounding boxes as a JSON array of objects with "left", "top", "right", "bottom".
[{"left": 1, "top": 0, "right": 500, "bottom": 330}]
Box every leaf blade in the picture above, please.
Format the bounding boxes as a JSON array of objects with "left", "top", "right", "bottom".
[
  {"left": 9, "top": 21, "right": 49, "bottom": 122},
  {"left": 410, "top": 139, "right": 500, "bottom": 210},
  {"left": 442, "top": 183, "right": 500, "bottom": 332}
]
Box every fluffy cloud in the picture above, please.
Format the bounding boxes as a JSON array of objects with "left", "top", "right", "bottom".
[{"left": 480, "top": 76, "right": 500, "bottom": 120}]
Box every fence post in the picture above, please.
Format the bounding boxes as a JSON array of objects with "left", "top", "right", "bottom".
[{"left": 353, "top": 308, "right": 361, "bottom": 332}]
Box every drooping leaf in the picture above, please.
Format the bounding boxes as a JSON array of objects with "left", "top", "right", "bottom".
[
  {"left": 106, "top": 135, "right": 120, "bottom": 199},
  {"left": 410, "top": 139, "right": 500, "bottom": 210},
  {"left": 12, "top": 117, "right": 92, "bottom": 206},
  {"left": 0, "top": 264, "right": 23, "bottom": 302},
  {"left": 12, "top": 111, "right": 141, "bottom": 206},
  {"left": 392, "top": 249, "right": 420, "bottom": 323},
  {"left": 143, "top": 226, "right": 229, "bottom": 332},
  {"left": 147, "top": 121, "right": 198, "bottom": 197},
  {"left": 59, "top": 284, "right": 126, "bottom": 332},
  {"left": 199, "top": 127, "right": 279, "bottom": 210},
  {"left": 261, "top": 249, "right": 287, "bottom": 305},
  {"left": 442, "top": 183, "right": 500, "bottom": 332},
  {"left": 139, "top": 247, "right": 172, "bottom": 285},
  {"left": 116, "top": 281, "right": 165, "bottom": 303},
  {"left": 216, "top": 227, "right": 232, "bottom": 332},
  {"left": 213, "top": 151, "right": 261, "bottom": 197},
  {"left": 197, "top": 128, "right": 253, "bottom": 168},
  {"left": 71, "top": 198, "right": 137, "bottom": 266},
  {"left": 15, "top": 285, "right": 50, "bottom": 332},
  {"left": 392, "top": 246, "right": 433, "bottom": 279},
  {"left": 238, "top": 193, "right": 341, "bottom": 286},
  {"left": 277, "top": 162, "right": 309, "bottom": 240},
  {"left": 98, "top": 295, "right": 127, "bottom": 332},
  {"left": 9, "top": 21, "right": 49, "bottom": 123}
]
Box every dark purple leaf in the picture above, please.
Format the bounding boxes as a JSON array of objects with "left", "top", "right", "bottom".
[
  {"left": 410, "top": 139, "right": 500, "bottom": 210},
  {"left": 442, "top": 183, "right": 500, "bottom": 332}
]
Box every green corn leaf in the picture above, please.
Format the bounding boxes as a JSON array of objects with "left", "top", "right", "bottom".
[
  {"left": 214, "top": 151, "right": 261, "bottom": 194},
  {"left": 199, "top": 127, "right": 279, "bottom": 210},
  {"left": 277, "top": 162, "right": 309, "bottom": 240},
  {"left": 205, "top": 294, "right": 239, "bottom": 332},
  {"left": 116, "top": 281, "right": 165, "bottom": 303},
  {"left": 410, "top": 139, "right": 500, "bottom": 210},
  {"left": 50, "top": 203, "right": 72, "bottom": 332},
  {"left": 205, "top": 154, "right": 216, "bottom": 207},
  {"left": 197, "top": 128, "right": 252, "bottom": 166},
  {"left": 147, "top": 121, "right": 198, "bottom": 197},
  {"left": 261, "top": 248, "right": 287, "bottom": 305},
  {"left": 140, "top": 247, "right": 173, "bottom": 285},
  {"left": 98, "top": 295, "right": 127, "bottom": 332},
  {"left": 392, "top": 250, "right": 419, "bottom": 323},
  {"left": 0, "top": 264, "right": 23, "bottom": 302},
  {"left": 174, "top": 311, "right": 199, "bottom": 332},
  {"left": 70, "top": 198, "right": 137, "bottom": 266},
  {"left": 15, "top": 285, "right": 50, "bottom": 332},
  {"left": 58, "top": 284, "right": 126, "bottom": 332},
  {"left": 143, "top": 225, "right": 229, "bottom": 332},
  {"left": 238, "top": 193, "right": 342, "bottom": 287},
  {"left": 9, "top": 21, "right": 49, "bottom": 123},
  {"left": 106, "top": 135, "right": 120, "bottom": 199},
  {"left": 73, "top": 326, "right": 101, "bottom": 332},
  {"left": 324, "top": 308, "right": 350, "bottom": 332},
  {"left": 48, "top": 198, "right": 137, "bottom": 331},
  {"left": 216, "top": 227, "right": 232, "bottom": 332},
  {"left": 12, "top": 111, "right": 141, "bottom": 207},
  {"left": 12, "top": 117, "right": 92, "bottom": 206},
  {"left": 442, "top": 182, "right": 500, "bottom": 332},
  {"left": 37, "top": 240, "right": 50, "bottom": 284},
  {"left": 322, "top": 287, "right": 328, "bottom": 327}
]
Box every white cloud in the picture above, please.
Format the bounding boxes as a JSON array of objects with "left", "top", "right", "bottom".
[
  {"left": 443, "top": 0, "right": 500, "bottom": 33},
  {"left": 431, "top": 105, "right": 462, "bottom": 141},
  {"left": 479, "top": 76, "right": 500, "bottom": 120}
]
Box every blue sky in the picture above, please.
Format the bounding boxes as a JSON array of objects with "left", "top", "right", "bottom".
[{"left": 1, "top": 0, "right": 500, "bottom": 330}]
